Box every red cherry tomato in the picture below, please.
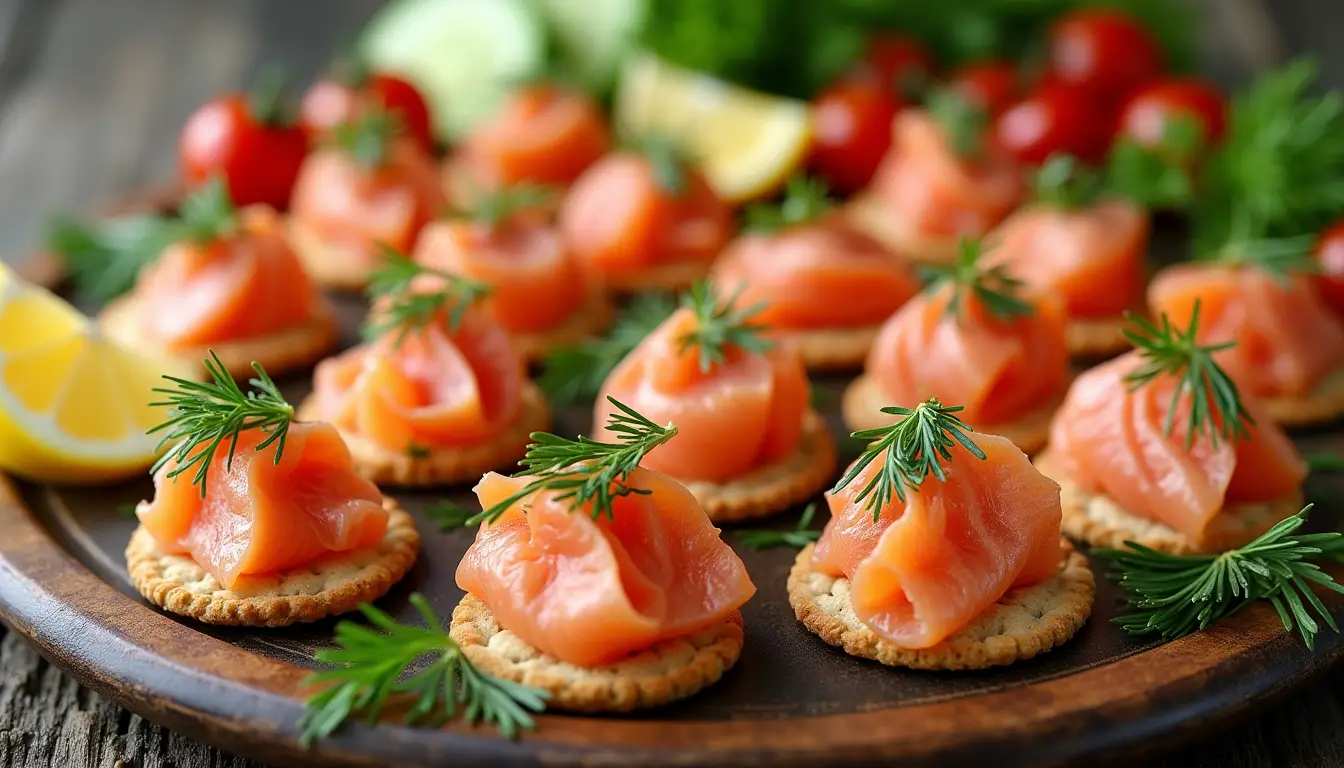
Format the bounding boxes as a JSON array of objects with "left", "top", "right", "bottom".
[
  {"left": 996, "top": 83, "right": 1111, "bottom": 165},
  {"left": 1117, "top": 78, "right": 1227, "bottom": 150},
  {"left": 300, "top": 72, "right": 434, "bottom": 150},
  {"left": 1047, "top": 8, "right": 1162, "bottom": 103},
  {"left": 809, "top": 80, "right": 900, "bottom": 194},
  {"left": 852, "top": 35, "right": 935, "bottom": 95},
  {"left": 948, "top": 61, "right": 1019, "bottom": 117},
  {"left": 179, "top": 94, "right": 308, "bottom": 209},
  {"left": 1314, "top": 220, "right": 1344, "bottom": 316}
]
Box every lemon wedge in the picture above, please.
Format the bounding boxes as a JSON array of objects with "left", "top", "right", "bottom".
[
  {"left": 615, "top": 53, "right": 812, "bottom": 202},
  {"left": 0, "top": 264, "right": 191, "bottom": 483}
]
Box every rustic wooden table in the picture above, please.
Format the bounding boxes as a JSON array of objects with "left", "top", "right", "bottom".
[{"left": 1, "top": 1, "right": 1342, "bottom": 766}]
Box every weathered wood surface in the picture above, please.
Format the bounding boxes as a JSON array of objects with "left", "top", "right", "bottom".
[{"left": 0, "top": 0, "right": 1341, "bottom": 766}]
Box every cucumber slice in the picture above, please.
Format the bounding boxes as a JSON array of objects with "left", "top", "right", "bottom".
[
  {"left": 360, "top": 0, "right": 545, "bottom": 142},
  {"left": 534, "top": 0, "right": 646, "bottom": 93}
]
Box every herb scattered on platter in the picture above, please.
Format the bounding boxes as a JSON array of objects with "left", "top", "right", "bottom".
[
  {"left": 742, "top": 175, "right": 832, "bottom": 234},
  {"left": 833, "top": 396, "right": 985, "bottom": 520},
  {"left": 538, "top": 292, "right": 677, "bottom": 405},
  {"left": 363, "top": 245, "right": 491, "bottom": 344},
  {"left": 740, "top": 503, "right": 822, "bottom": 550},
  {"left": 923, "top": 238, "right": 1033, "bottom": 323},
  {"left": 1121, "top": 302, "right": 1251, "bottom": 448},
  {"left": 1306, "top": 453, "right": 1344, "bottom": 474},
  {"left": 470, "top": 397, "right": 678, "bottom": 526},
  {"left": 148, "top": 351, "right": 293, "bottom": 497},
  {"left": 298, "top": 594, "right": 547, "bottom": 745},
  {"left": 116, "top": 503, "right": 140, "bottom": 520},
  {"left": 676, "top": 280, "right": 772, "bottom": 372},
  {"left": 423, "top": 500, "right": 477, "bottom": 532},
  {"left": 1096, "top": 505, "right": 1344, "bottom": 649}
]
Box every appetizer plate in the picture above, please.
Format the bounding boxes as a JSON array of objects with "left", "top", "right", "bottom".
[{"left": 4, "top": 275, "right": 1344, "bottom": 768}]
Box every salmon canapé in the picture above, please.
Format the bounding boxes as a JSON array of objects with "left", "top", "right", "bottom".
[
  {"left": 1149, "top": 263, "right": 1344, "bottom": 399},
  {"left": 136, "top": 422, "right": 388, "bottom": 590},
  {"left": 559, "top": 150, "right": 733, "bottom": 290},
  {"left": 1046, "top": 353, "right": 1306, "bottom": 548},
  {"left": 456, "top": 468, "right": 756, "bottom": 667},
  {"left": 813, "top": 433, "right": 1062, "bottom": 649}
]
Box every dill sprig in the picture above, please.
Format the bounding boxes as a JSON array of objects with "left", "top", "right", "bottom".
[
  {"left": 923, "top": 238, "right": 1033, "bottom": 322},
  {"left": 1306, "top": 453, "right": 1344, "bottom": 474},
  {"left": 468, "top": 398, "right": 678, "bottom": 526},
  {"left": 925, "top": 88, "right": 986, "bottom": 160},
  {"left": 452, "top": 184, "right": 555, "bottom": 229},
  {"left": 329, "top": 107, "right": 400, "bottom": 170},
  {"left": 677, "top": 281, "right": 773, "bottom": 372},
  {"left": 298, "top": 594, "right": 547, "bottom": 745},
  {"left": 47, "top": 176, "right": 239, "bottom": 303},
  {"left": 1211, "top": 233, "right": 1320, "bottom": 281},
  {"left": 538, "top": 292, "right": 677, "bottom": 405},
  {"left": 1105, "top": 114, "right": 1203, "bottom": 210},
  {"left": 148, "top": 351, "right": 294, "bottom": 497},
  {"left": 740, "top": 503, "right": 822, "bottom": 550},
  {"left": 832, "top": 397, "right": 986, "bottom": 520},
  {"left": 423, "top": 500, "right": 476, "bottom": 532},
  {"left": 743, "top": 175, "right": 832, "bottom": 233},
  {"left": 363, "top": 245, "right": 491, "bottom": 343},
  {"left": 627, "top": 134, "right": 690, "bottom": 196},
  {"left": 1095, "top": 505, "right": 1344, "bottom": 649},
  {"left": 1033, "top": 154, "right": 1105, "bottom": 209},
  {"left": 1121, "top": 302, "right": 1251, "bottom": 448}
]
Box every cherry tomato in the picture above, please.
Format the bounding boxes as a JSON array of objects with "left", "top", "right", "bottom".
[
  {"left": 809, "top": 80, "right": 900, "bottom": 194},
  {"left": 179, "top": 94, "right": 308, "bottom": 209},
  {"left": 300, "top": 71, "right": 434, "bottom": 150},
  {"left": 996, "top": 82, "right": 1111, "bottom": 165},
  {"left": 851, "top": 35, "right": 935, "bottom": 96},
  {"left": 1314, "top": 220, "right": 1344, "bottom": 316},
  {"left": 1047, "top": 8, "right": 1162, "bottom": 103},
  {"left": 1117, "top": 78, "right": 1227, "bottom": 150},
  {"left": 948, "top": 61, "right": 1019, "bottom": 117}
]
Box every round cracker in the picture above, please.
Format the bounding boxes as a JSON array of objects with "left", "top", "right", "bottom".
[
  {"left": 126, "top": 501, "right": 419, "bottom": 627},
  {"left": 774, "top": 325, "right": 880, "bottom": 371},
  {"left": 1066, "top": 314, "right": 1131, "bottom": 359},
  {"left": 845, "top": 195, "right": 959, "bottom": 265},
  {"left": 100, "top": 294, "right": 340, "bottom": 380},
  {"left": 788, "top": 541, "right": 1094, "bottom": 670},
  {"left": 600, "top": 258, "right": 714, "bottom": 294},
  {"left": 1259, "top": 368, "right": 1344, "bottom": 428},
  {"left": 509, "top": 290, "right": 614, "bottom": 364},
  {"left": 843, "top": 375, "right": 1058, "bottom": 455},
  {"left": 681, "top": 411, "right": 838, "bottom": 523},
  {"left": 286, "top": 216, "right": 379, "bottom": 291},
  {"left": 1034, "top": 450, "right": 1304, "bottom": 554},
  {"left": 298, "top": 382, "right": 550, "bottom": 487},
  {"left": 450, "top": 594, "right": 744, "bottom": 713}
]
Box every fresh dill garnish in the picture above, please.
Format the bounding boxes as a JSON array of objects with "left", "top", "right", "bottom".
[
  {"left": 925, "top": 87, "right": 986, "bottom": 160},
  {"left": 405, "top": 440, "right": 431, "bottom": 459},
  {"left": 298, "top": 594, "right": 547, "bottom": 745},
  {"left": 740, "top": 503, "right": 822, "bottom": 550},
  {"left": 1032, "top": 154, "right": 1105, "bottom": 209},
  {"left": 1121, "top": 302, "right": 1251, "bottom": 448},
  {"left": 1095, "top": 505, "right": 1344, "bottom": 649},
  {"left": 832, "top": 397, "right": 986, "bottom": 520},
  {"left": 1211, "top": 233, "right": 1320, "bottom": 281},
  {"left": 328, "top": 107, "right": 400, "bottom": 170},
  {"left": 422, "top": 500, "right": 476, "bottom": 532},
  {"left": 627, "top": 134, "right": 690, "bottom": 196},
  {"left": 362, "top": 245, "right": 491, "bottom": 343},
  {"left": 148, "top": 351, "right": 294, "bottom": 498},
  {"left": 676, "top": 281, "right": 773, "bottom": 372},
  {"left": 742, "top": 175, "right": 832, "bottom": 233},
  {"left": 468, "top": 398, "right": 678, "bottom": 526},
  {"left": 538, "top": 292, "right": 678, "bottom": 405},
  {"left": 1306, "top": 453, "right": 1344, "bottom": 474},
  {"left": 47, "top": 176, "right": 239, "bottom": 303},
  {"left": 452, "top": 184, "right": 555, "bottom": 229},
  {"left": 1105, "top": 114, "right": 1203, "bottom": 211},
  {"left": 116, "top": 503, "right": 140, "bottom": 520},
  {"left": 923, "top": 238, "right": 1033, "bottom": 322}
]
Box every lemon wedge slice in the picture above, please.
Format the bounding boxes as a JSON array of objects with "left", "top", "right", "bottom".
[
  {"left": 615, "top": 53, "right": 812, "bottom": 202},
  {"left": 0, "top": 264, "right": 192, "bottom": 483}
]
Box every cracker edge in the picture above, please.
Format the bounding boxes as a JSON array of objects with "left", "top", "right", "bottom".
[
  {"left": 776, "top": 325, "right": 881, "bottom": 371},
  {"left": 286, "top": 216, "right": 380, "bottom": 291},
  {"left": 125, "top": 501, "right": 420, "bottom": 627},
  {"left": 509, "top": 290, "right": 615, "bottom": 364},
  {"left": 450, "top": 594, "right": 744, "bottom": 713},
  {"left": 845, "top": 195, "right": 960, "bottom": 265},
  {"left": 788, "top": 541, "right": 1094, "bottom": 670},
  {"left": 1066, "top": 314, "right": 1131, "bottom": 359},
  {"left": 599, "top": 258, "right": 715, "bottom": 294},
  {"left": 297, "top": 382, "right": 551, "bottom": 487},
  {"left": 1260, "top": 368, "right": 1344, "bottom": 428}
]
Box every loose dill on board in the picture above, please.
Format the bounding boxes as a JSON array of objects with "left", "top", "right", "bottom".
[
  {"left": 362, "top": 245, "right": 491, "bottom": 343},
  {"left": 538, "top": 292, "right": 677, "bottom": 405},
  {"left": 740, "top": 503, "right": 822, "bottom": 550}
]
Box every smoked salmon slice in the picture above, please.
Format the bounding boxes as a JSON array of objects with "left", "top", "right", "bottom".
[
  {"left": 812, "top": 433, "right": 1061, "bottom": 649},
  {"left": 456, "top": 469, "right": 756, "bottom": 667},
  {"left": 457, "top": 85, "right": 610, "bottom": 190},
  {"left": 711, "top": 213, "right": 921, "bottom": 330},
  {"left": 136, "top": 422, "right": 388, "bottom": 589},
  {"left": 1149, "top": 263, "right": 1344, "bottom": 397},
  {"left": 134, "top": 206, "right": 318, "bottom": 346},
  {"left": 310, "top": 307, "right": 524, "bottom": 452},
  {"left": 1047, "top": 353, "right": 1306, "bottom": 545},
  {"left": 593, "top": 307, "right": 809, "bottom": 483}
]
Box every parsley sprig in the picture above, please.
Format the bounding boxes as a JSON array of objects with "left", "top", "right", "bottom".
[
  {"left": 148, "top": 351, "right": 294, "bottom": 497},
  {"left": 677, "top": 281, "right": 773, "bottom": 372},
  {"left": 833, "top": 397, "right": 986, "bottom": 520},
  {"left": 1121, "top": 302, "right": 1251, "bottom": 448},
  {"left": 469, "top": 398, "right": 678, "bottom": 526},
  {"left": 924, "top": 238, "right": 1033, "bottom": 322},
  {"left": 299, "top": 594, "right": 547, "bottom": 745},
  {"left": 363, "top": 246, "right": 491, "bottom": 343},
  {"left": 1096, "top": 505, "right": 1344, "bottom": 649},
  {"left": 740, "top": 503, "right": 822, "bottom": 550},
  {"left": 538, "top": 292, "right": 677, "bottom": 405}
]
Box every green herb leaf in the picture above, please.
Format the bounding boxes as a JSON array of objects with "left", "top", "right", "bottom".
[
  {"left": 923, "top": 238, "right": 1033, "bottom": 323},
  {"left": 148, "top": 351, "right": 294, "bottom": 497},
  {"left": 1212, "top": 234, "right": 1320, "bottom": 282},
  {"left": 740, "top": 502, "right": 823, "bottom": 550},
  {"left": 1095, "top": 505, "right": 1344, "bottom": 649},
  {"left": 925, "top": 88, "right": 986, "bottom": 161},
  {"left": 1033, "top": 154, "right": 1105, "bottom": 209},
  {"left": 677, "top": 280, "right": 773, "bottom": 373},
  {"left": 117, "top": 503, "right": 140, "bottom": 520},
  {"left": 626, "top": 134, "right": 690, "bottom": 196},
  {"left": 452, "top": 184, "right": 555, "bottom": 229},
  {"left": 743, "top": 175, "right": 832, "bottom": 234},
  {"left": 298, "top": 594, "right": 547, "bottom": 745},
  {"left": 538, "top": 292, "right": 678, "bottom": 405},
  {"left": 423, "top": 500, "right": 476, "bottom": 532},
  {"left": 833, "top": 396, "right": 986, "bottom": 520},
  {"left": 1306, "top": 453, "right": 1344, "bottom": 474},
  {"left": 329, "top": 107, "right": 400, "bottom": 170},
  {"left": 363, "top": 245, "right": 491, "bottom": 344},
  {"left": 1121, "top": 302, "right": 1251, "bottom": 449},
  {"left": 469, "top": 398, "right": 678, "bottom": 526}
]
